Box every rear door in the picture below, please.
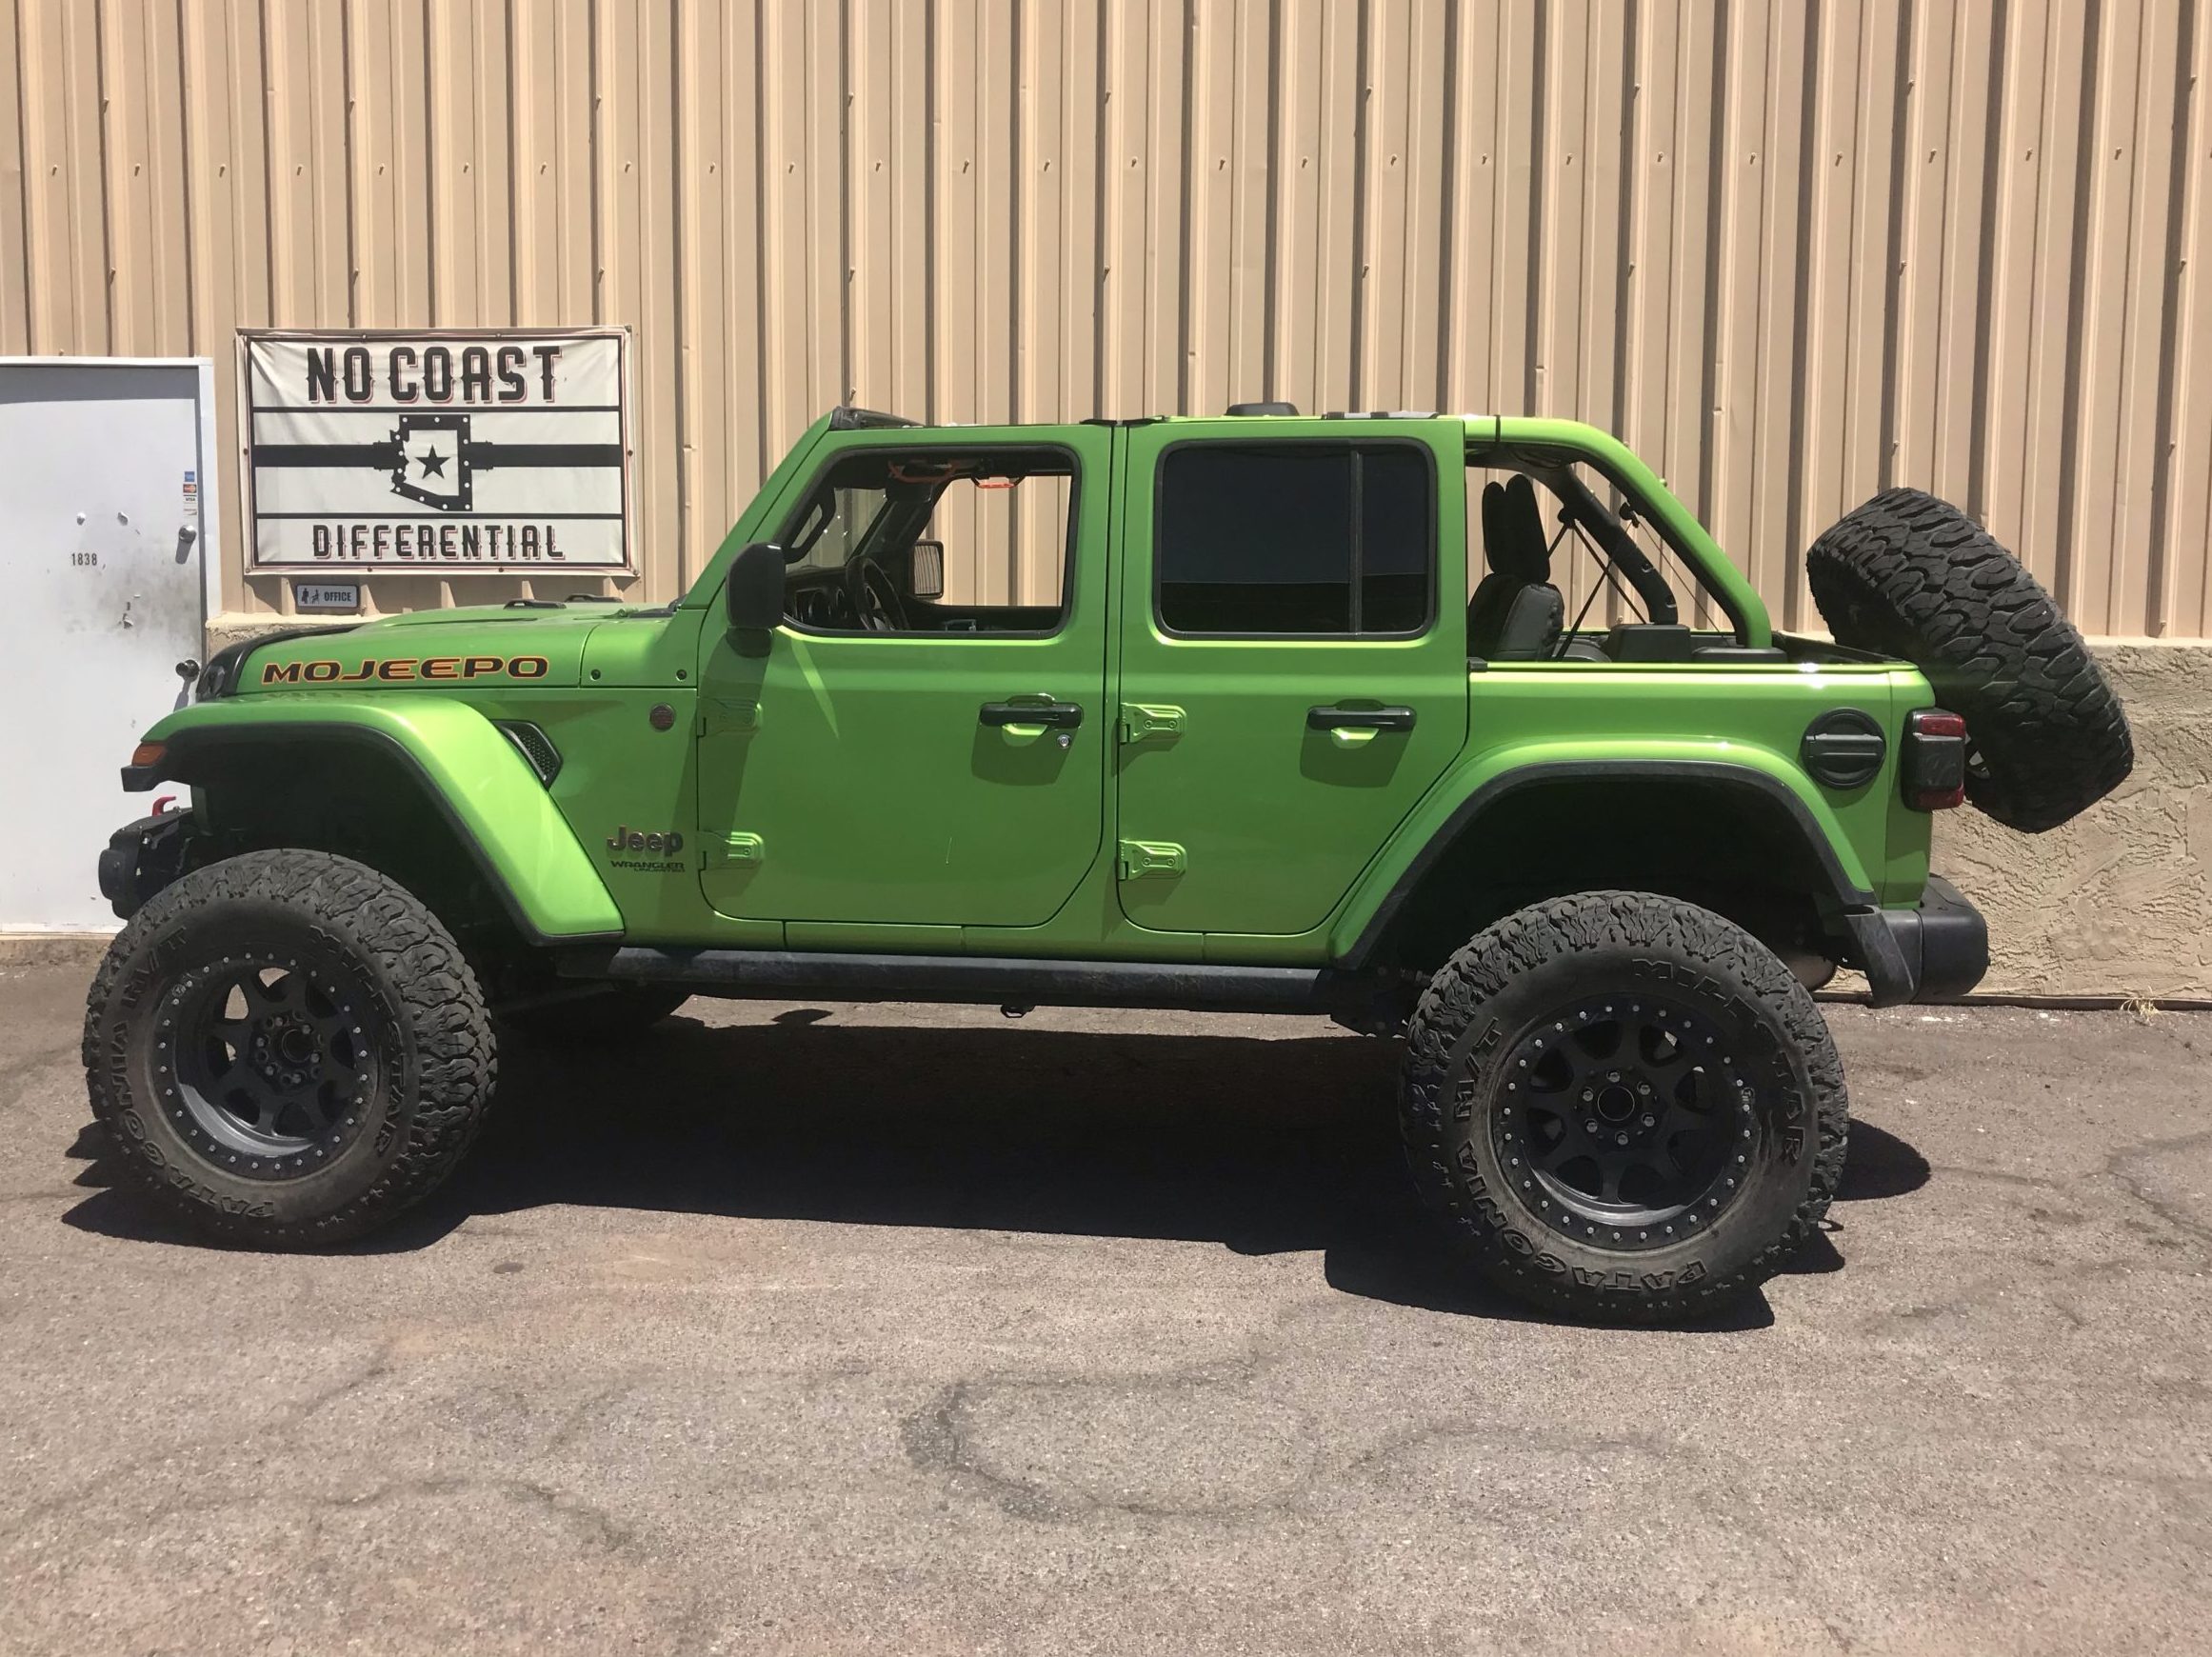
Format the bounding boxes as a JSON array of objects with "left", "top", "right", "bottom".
[{"left": 1113, "top": 419, "right": 1470, "bottom": 937}]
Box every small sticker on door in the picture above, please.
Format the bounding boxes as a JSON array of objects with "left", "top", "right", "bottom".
[
  {"left": 182, "top": 469, "right": 198, "bottom": 518},
  {"left": 292, "top": 581, "right": 361, "bottom": 613}
]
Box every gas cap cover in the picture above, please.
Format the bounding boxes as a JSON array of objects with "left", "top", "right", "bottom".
[{"left": 1801, "top": 709, "right": 1887, "bottom": 790}]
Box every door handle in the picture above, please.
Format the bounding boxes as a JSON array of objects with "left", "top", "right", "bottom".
[
  {"left": 980, "top": 700, "right": 1084, "bottom": 729},
  {"left": 1306, "top": 705, "right": 1416, "bottom": 732}
]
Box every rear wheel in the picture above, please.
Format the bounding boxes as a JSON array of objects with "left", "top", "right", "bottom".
[
  {"left": 82, "top": 849, "right": 493, "bottom": 1246},
  {"left": 1399, "top": 890, "right": 1846, "bottom": 1324}
]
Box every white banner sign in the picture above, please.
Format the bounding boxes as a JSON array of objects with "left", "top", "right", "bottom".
[{"left": 242, "top": 329, "right": 631, "bottom": 571}]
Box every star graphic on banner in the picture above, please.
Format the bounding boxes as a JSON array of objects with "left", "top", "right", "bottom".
[{"left": 418, "top": 447, "right": 448, "bottom": 478}]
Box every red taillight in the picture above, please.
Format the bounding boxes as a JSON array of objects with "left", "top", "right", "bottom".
[{"left": 1903, "top": 709, "right": 1967, "bottom": 809}]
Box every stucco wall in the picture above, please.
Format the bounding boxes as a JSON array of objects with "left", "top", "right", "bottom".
[{"left": 1937, "top": 643, "right": 2212, "bottom": 1000}]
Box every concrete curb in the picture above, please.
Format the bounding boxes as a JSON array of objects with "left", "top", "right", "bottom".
[{"left": 0, "top": 934, "right": 111, "bottom": 969}]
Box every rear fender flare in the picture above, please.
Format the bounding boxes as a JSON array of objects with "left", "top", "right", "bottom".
[
  {"left": 1328, "top": 742, "right": 1881, "bottom": 968},
  {"left": 129, "top": 697, "right": 623, "bottom": 943}
]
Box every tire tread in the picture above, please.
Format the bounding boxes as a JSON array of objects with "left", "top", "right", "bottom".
[
  {"left": 82, "top": 848, "right": 493, "bottom": 1246},
  {"left": 1399, "top": 890, "right": 1848, "bottom": 1325},
  {"left": 1806, "top": 487, "right": 2132, "bottom": 832}
]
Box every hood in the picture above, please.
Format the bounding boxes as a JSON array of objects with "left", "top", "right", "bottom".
[{"left": 211, "top": 603, "right": 637, "bottom": 695}]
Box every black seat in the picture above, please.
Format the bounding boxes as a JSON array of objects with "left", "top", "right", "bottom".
[{"left": 1467, "top": 475, "right": 1564, "bottom": 660}]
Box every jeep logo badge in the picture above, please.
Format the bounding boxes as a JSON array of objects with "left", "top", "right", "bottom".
[{"left": 607, "top": 826, "right": 683, "bottom": 855}]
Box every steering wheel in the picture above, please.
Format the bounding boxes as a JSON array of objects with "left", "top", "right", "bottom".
[{"left": 846, "top": 555, "right": 909, "bottom": 632}]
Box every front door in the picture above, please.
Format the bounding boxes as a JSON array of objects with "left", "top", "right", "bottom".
[
  {"left": 696, "top": 427, "right": 1109, "bottom": 928},
  {"left": 1114, "top": 419, "right": 1469, "bottom": 937}
]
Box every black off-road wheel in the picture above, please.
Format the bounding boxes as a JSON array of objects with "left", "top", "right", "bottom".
[
  {"left": 1400, "top": 891, "right": 1847, "bottom": 1325},
  {"left": 82, "top": 849, "right": 494, "bottom": 1247},
  {"left": 1807, "top": 488, "right": 2132, "bottom": 832},
  {"left": 498, "top": 983, "right": 691, "bottom": 1046}
]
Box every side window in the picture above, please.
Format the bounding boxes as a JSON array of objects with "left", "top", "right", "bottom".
[
  {"left": 778, "top": 448, "right": 1074, "bottom": 635},
  {"left": 1156, "top": 445, "right": 1434, "bottom": 635}
]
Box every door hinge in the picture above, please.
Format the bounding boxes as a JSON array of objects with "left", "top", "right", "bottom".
[
  {"left": 710, "top": 830, "right": 765, "bottom": 867},
  {"left": 1116, "top": 839, "right": 1186, "bottom": 880},
  {"left": 1117, "top": 703, "right": 1186, "bottom": 743},
  {"left": 697, "top": 695, "right": 761, "bottom": 737}
]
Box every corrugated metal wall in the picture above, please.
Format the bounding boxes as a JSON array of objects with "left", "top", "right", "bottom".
[{"left": 4, "top": 0, "right": 2208, "bottom": 637}]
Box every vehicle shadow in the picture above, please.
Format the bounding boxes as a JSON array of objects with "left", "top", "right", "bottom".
[{"left": 63, "top": 1012, "right": 1929, "bottom": 1327}]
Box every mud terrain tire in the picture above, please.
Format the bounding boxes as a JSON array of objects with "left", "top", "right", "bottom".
[
  {"left": 82, "top": 849, "right": 493, "bottom": 1246},
  {"left": 1399, "top": 890, "right": 1847, "bottom": 1325},
  {"left": 1806, "top": 488, "right": 2132, "bottom": 832}
]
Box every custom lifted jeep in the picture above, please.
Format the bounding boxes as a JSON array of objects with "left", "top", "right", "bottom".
[{"left": 87, "top": 406, "right": 2132, "bottom": 1322}]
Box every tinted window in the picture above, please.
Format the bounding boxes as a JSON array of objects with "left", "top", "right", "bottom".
[
  {"left": 1157, "top": 445, "right": 1432, "bottom": 634},
  {"left": 1359, "top": 448, "right": 1430, "bottom": 632}
]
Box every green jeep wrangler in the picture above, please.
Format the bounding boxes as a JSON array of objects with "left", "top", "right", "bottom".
[{"left": 86, "top": 405, "right": 2132, "bottom": 1323}]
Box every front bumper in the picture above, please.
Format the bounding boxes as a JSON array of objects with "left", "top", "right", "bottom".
[
  {"left": 1843, "top": 875, "right": 1989, "bottom": 1007},
  {"left": 96, "top": 811, "right": 200, "bottom": 921}
]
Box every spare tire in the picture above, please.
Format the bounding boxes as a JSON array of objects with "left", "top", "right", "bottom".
[{"left": 1806, "top": 488, "right": 2132, "bottom": 832}]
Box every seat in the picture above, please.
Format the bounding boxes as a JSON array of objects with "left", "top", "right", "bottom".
[{"left": 1467, "top": 474, "right": 1564, "bottom": 659}]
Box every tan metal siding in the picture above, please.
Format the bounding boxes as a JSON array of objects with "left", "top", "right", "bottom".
[{"left": 4, "top": 0, "right": 2207, "bottom": 637}]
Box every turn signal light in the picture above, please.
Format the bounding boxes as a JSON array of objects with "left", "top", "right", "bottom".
[
  {"left": 130, "top": 741, "right": 168, "bottom": 770},
  {"left": 1903, "top": 709, "right": 1967, "bottom": 809}
]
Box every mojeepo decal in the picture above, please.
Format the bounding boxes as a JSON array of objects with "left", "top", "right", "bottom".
[{"left": 260, "top": 654, "right": 550, "bottom": 686}]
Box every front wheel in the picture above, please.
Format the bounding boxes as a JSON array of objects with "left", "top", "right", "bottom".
[
  {"left": 82, "top": 849, "right": 495, "bottom": 1246},
  {"left": 1399, "top": 890, "right": 1847, "bottom": 1324}
]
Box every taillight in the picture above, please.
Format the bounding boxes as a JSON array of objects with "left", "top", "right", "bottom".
[{"left": 1903, "top": 709, "right": 1967, "bottom": 809}]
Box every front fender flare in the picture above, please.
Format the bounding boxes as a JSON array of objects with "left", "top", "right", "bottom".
[
  {"left": 128, "top": 697, "right": 623, "bottom": 943},
  {"left": 1327, "top": 741, "right": 1882, "bottom": 968}
]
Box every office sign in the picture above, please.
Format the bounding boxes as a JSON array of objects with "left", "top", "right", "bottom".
[{"left": 241, "top": 328, "right": 630, "bottom": 572}]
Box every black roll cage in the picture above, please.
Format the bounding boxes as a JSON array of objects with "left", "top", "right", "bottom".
[{"left": 1471, "top": 441, "right": 1684, "bottom": 629}]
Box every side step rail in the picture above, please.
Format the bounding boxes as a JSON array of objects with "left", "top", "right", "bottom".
[{"left": 554, "top": 946, "right": 1368, "bottom": 1016}]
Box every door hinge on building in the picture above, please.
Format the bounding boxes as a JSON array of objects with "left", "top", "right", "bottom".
[{"left": 1116, "top": 839, "right": 1186, "bottom": 880}]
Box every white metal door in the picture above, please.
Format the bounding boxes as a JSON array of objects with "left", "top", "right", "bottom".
[{"left": 0, "top": 359, "right": 213, "bottom": 931}]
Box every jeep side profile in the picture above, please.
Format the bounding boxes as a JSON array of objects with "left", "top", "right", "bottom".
[{"left": 86, "top": 406, "right": 2130, "bottom": 1322}]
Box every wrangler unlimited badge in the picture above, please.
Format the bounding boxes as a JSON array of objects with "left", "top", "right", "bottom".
[{"left": 260, "top": 654, "right": 550, "bottom": 685}]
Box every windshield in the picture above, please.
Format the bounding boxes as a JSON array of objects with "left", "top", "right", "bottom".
[{"left": 787, "top": 484, "right": 893, "bottom": 574}]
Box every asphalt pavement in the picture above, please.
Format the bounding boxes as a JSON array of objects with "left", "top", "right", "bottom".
[{"left": 3, "top": 955, "right": 2208, "bottom": 1655}]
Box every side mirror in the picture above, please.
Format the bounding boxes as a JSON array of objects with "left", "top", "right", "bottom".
[
  {"left": 909, "top": 539, "right": 946, "bottom": 600},
  {"left": 726, "top": 541, "right": 787, "bottom": 634}
]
